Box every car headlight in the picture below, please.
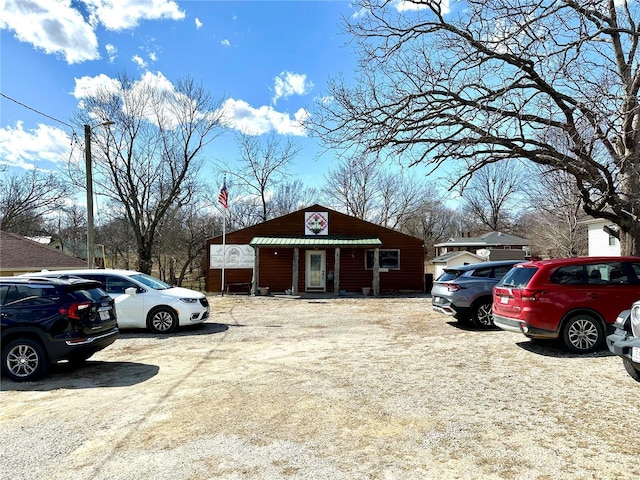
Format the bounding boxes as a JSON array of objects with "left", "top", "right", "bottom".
[
  {"left": 179, "top": 298, "right": 198, "bottom": 304},
  {"left": 631, "top": 303, "right": 640, "bottom": 327},
  {"left": 613, "top": 310, "right": 631, "bottom": 330}
]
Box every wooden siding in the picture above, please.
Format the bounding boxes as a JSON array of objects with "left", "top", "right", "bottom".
[{"left": 206, "top": 205, "right": 425, "bottom": 294}]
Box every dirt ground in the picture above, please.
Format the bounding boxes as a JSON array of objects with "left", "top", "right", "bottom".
[{"left": 1, "top": 294, "right": 639, "bottom": 480}]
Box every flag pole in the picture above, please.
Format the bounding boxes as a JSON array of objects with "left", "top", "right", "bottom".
[
  {"left": 220, "top": 174, "right": 227, "bottom": 295},
  {"left": 221, "top": 205, "right": 226, "bottom": 294}
]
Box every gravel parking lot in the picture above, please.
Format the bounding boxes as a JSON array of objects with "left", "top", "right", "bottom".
[{"left": 1, "top": 294, "right": 638, "bottom": 480}]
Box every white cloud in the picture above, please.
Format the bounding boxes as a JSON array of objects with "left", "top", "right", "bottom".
[
  {"left": 221, "top": 39, "right": 230, "bottom": 48},
  {"left": 132, "top": 54, "right": 147, "bottom": 68},
  {"left": 0, "top": 0, "right": 185, "bottom": 64},
  {"left": 272, "top": 72, "right": 314, "bottom": 104},
  {"left": 72, "top": 71, "right": 197, "bottom": 129},
  {"left": 0, "top": 0, "right": 99, "bottom": 64},
  {"left": 0, "top": 121, "right": 72, "bottom": 170},
  {"left": 105, "top": 43, "right": 117, "bottom": 63},
  {"left": 149, "top": 51, "right": 157, "bottom": 62},
  {"left": 195, "top": 18, "right": 203, "bottom": 29},
  {"left": 394, "top": 0, "right": 451, "bottom": 15},
  {"left": 85, "top": 0, "right": 185, "bottom": 31},
  {"left": 219, "top": 99, "right": 308, "bottom": 136}
]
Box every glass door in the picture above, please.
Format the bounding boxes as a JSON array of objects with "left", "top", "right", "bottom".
[{"left": 305, "top": 250, "right": 326, "bottom": 291}]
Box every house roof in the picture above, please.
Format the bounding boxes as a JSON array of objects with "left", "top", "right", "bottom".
[
  {"left": 249, "top": 236, "right": 382, "bottom": 248},
  {"left": 0, "top": 230, "right": 87, "bottom": 271},
  {"left": 431, "top": 251, "right": 484, "bottom": 264},
  {"left": 434, "top": 231, "right": 530, "bottom": 248}
]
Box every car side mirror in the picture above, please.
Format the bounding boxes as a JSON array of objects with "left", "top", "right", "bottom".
[{"left": 125, "top": 287, "right": 137, "bottom": 297}]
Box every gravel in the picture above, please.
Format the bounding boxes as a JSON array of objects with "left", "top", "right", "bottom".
[{"left": 1, "top": 294, "right": 638, "bottom": 480}]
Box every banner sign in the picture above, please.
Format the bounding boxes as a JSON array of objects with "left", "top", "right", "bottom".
[{"left": 210, "top": 244, "right": 255, "bottom": 269}]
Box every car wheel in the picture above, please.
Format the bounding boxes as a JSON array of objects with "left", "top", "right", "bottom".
[
  {"left": 147, "top": 307, "right": 178, "bottom": 334},
  {"left": 471, "top": 301, "right": 493, "bottom": 328},
  {"left": 561, "top": 314, "right": 603, "bottom": 353},
  {"left": 622, "top": 358, "right": 640, "bottom": 383},
  {"left": 2, "top": 338, "right": 49, "bottom": 382}
]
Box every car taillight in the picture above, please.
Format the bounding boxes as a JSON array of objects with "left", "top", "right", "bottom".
[
  {"left": 60, "top": 302, "right": 92, "bottom": 320},
  {"left": 519, "top": 289, "right": 546, "bottom": 302},
  {"left": 445, "top": 283, "right": 463, "bottom": 292}
]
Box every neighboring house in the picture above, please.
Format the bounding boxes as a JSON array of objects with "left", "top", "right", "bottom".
[
  {"left": 431, "top": 251, "right": 485, "bottom": 280},
  {"left": 434, "top": 231, "right": 531, "bottom": 258},
  {"left": 583, "top": 218, "right": 621, "bottom": 256},
  {"left": 205, "top": 204, "right": 425, "bottom": 296},
  {"left": 0, "top": 230, "right": 87, "bottom": 276}
]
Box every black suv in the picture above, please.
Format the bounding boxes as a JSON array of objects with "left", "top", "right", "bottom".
[{"left": 1, "top": 276, "right": 119, "bottom": 382}]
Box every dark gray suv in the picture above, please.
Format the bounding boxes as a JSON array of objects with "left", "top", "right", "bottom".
[
  {"left": 1, "top": 277, "right": 119, "bottom": 382},
  {"left": 431, "top": 260, "right": 522, "bottom": 328}
]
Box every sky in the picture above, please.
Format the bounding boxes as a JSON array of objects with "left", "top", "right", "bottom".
[{"left": 0, "top": 0, "right": 364, "bottom": 191}]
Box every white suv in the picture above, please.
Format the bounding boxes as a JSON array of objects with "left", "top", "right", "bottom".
[{"left": 23, "top": 270, "right": 209, "bottom": 334}]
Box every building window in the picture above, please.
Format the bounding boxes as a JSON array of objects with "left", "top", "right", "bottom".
[
  {"left": 366, "top": 249, "right": 400, "bottom": 270},
  {"left": 609, "top": 234, "right": 617, "bottom": 246}
]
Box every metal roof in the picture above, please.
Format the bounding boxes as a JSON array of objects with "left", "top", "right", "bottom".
[{"left": 249, "top": 236, "right": 382, "bottom": 248}]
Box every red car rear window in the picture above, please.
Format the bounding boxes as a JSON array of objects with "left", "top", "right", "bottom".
[{"left": 498, "top": 266, "right": 538, "bottom": 288}]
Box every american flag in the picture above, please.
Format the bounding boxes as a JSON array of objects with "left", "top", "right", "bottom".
[{"left": 218, "top": 178, "right": 228, "bottom": 209}]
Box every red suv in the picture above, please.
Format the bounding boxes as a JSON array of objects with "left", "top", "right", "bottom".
[{"left": 492, "top": 257, "right": 640, "bottom": 353}]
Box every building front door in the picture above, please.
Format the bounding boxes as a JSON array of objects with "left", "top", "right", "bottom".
[{"left": 305, "top": 250, "right": 326, "bottom": 291}]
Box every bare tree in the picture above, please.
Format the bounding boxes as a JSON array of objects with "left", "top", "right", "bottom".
[
  {"left": 322, "top": 155, "right": 378, "bottom": 219},
  {"left": 224, "top": 133, "right": 301, "bottom": 222},
  {"left": 459, "top": 161, "right": 523, "bottom": 232},
  {"left": 72, "top": 73, "right": 226, "bottom": 274},
  {"left": 270, "top": 180, "right": 319, "bottom": 217},
  {"left": 0, "top": 169, "right": 69, "bottom": 235},
  {"left": 311, "top": 0, "right": 640, "bottom": 255},
  {"left": 521, "top": 165, "right": 588, "bottom": 257}
]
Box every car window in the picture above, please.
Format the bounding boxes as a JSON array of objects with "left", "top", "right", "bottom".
[
  {"left": 628, "top": 262, "right": 640, "bottom": 282},
  {"left": 586, "top": 262, "right": 629, "bottom": 285},
  {"left": 550, "top": 265, "right": 584, "bottom": 285},
  {"left": 499, "top": 266, "right": 538, "bottom": 288},
  {"left": 0, "top": 284, "right": 58, "bottom": 306},
  {"left": 130, "top": 273, "right": 171, "bottom": 290},
  {"left": 470, "top": 267, "right": 492, "bottom": 278},
  {"left": 67, "top": 286, "right": 110, "bottom": 302},
  {"left": 104, "top": 276, "right": 138, "bottom": 294},
  {"left": 437, "top": 270, "right": 464, "bottom": 282},
  {"left": 494, "top": 265, "right": 515, "bottom": 279}
]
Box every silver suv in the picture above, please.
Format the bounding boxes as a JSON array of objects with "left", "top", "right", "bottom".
[
  {"left": 431, "top": 260, "right": 521, "bottom": 328},
  {"left": 607, "top": 300, "right": 640, "bottom": 383}
]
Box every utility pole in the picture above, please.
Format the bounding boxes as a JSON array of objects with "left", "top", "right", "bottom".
[{"left": 85, "top": 121, "right": 114, "bottom": 269}]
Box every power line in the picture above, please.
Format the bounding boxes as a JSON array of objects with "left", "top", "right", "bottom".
[{"left": 1, "top": 92, "right": 75, "bottom": 129}]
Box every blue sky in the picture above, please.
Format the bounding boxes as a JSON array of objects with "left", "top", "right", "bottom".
[{"left": 0, "top": 0, "right": 371, "bottom": 191}]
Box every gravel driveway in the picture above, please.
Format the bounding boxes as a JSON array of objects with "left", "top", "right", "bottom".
[{"left": 1, "top": 294, "right": 638, "bottom": 480}]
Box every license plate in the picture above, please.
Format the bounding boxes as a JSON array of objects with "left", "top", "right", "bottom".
[
  {"left": 99, "top": 310, "right": 110, "bottom": 320},
  {"left": 632, "top": 347, "right": 640, "bottom": 363},
  {"left": 500, "top": 296, "right": 509, "bottom": 304}
]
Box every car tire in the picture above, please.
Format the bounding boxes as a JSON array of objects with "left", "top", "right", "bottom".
[
  {"left": 622, "top": 358, "right": 640, "bottom": 383},
  {"left": 2, "top": 338, "right": 49, "bottom": 382},
  {"left": 147, "top": 307, "right": 178, "bottom": 334},
  {"left": 471, "top": 300, "right": 494, "bottom": 328},
  {"left": 561, "top": 314, "right": 604, "bottom": 353}
]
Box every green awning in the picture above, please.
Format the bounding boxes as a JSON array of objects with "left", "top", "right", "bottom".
[{"left": 249, "top": 236, "right": 382, "bottom": 248}]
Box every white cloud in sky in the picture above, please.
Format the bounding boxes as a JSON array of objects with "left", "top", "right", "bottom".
[
  {"left": 221, "top": 39, "right": 230, "bottom": 48},
  {"left": 195, "top": 18, "right": 203, "bottom": 29},
  {"left": 394, "top": 0, "right": 450, "bottom": 15},
  {"left": 85, "top": 0, "right": 185, "bottom": 30},
  {"left": 105, "top": 43, "right": 117, "bottom": 63},
  {"left": 132, "top": 54, "right": 147, "bottom": 68},
  {"left": 0, "top": 0, "right": 99, "bottom": 64},
  {"left": 220, "top": 99, "right": 308, "bottom": 136},
  {"left": 0, "top": 121, "right": 72, "bottom": 170},
  {"left": 0, "top": 0, "right": 185, "bottom": 64},
  {"left": 272, "top": 72, "right": 314, "bottom": 104}
]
